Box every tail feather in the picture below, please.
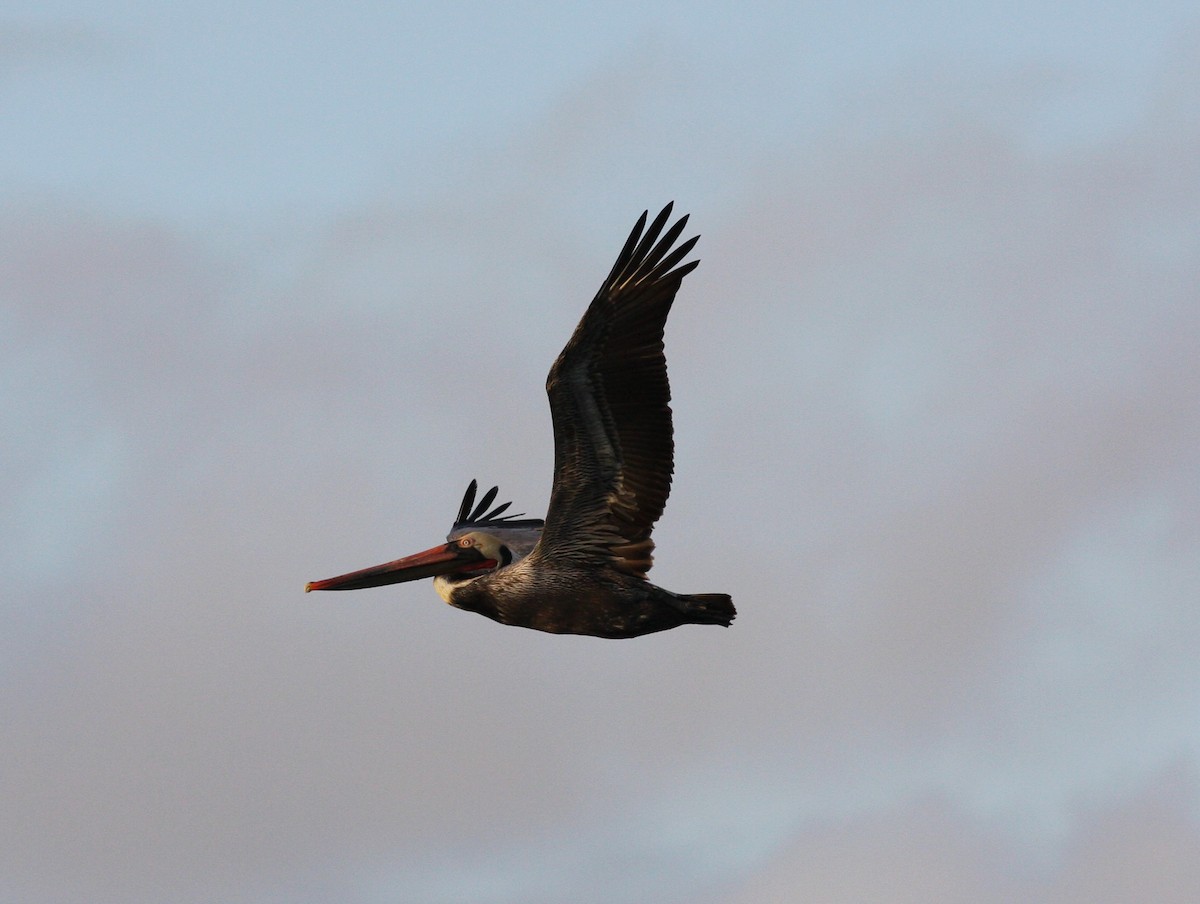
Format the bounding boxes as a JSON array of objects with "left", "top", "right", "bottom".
[{"left": 675, "top": 593, "right": 736, "bottom": 627}]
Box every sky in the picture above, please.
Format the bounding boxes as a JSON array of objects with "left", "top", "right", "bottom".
[{"left": 3, "top": 2, "right": 1199, "bottom": 902}]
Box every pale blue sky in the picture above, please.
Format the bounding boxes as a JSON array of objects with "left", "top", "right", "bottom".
[
  {"left": 4, "top": 3, "right": 1185, "bottom": 220},
  {"left": 4, "top": 3, "right": 1199, "bottom": 903}
]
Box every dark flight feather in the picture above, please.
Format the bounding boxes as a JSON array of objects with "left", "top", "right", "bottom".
[{"left": 533, "top": 202, "right": 699, "bottom": 579}]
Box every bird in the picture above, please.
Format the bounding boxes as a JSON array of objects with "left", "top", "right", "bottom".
[{"left": 306, "top": 203, "right": 735, "bottom": 638}]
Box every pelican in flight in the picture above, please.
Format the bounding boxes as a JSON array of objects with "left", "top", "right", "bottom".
[{"left": 307, "top": 204, "right": 734, "bottom": 638}]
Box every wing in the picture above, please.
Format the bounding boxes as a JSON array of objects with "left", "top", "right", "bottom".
[{"left": 531, "top": 203, "right": 699, "bottom": 579}]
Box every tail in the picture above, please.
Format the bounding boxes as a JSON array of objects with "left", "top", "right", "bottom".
[{"left": 675, "top": 593, "right": 736, "bottom": 627}]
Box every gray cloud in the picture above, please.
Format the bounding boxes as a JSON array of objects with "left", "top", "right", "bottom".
[
  {"left": 725, "top": 764, "right": 1200, "bottom": 904},
  {"left": 3, "top": 33, "right": 1199, "bottom": 904}
]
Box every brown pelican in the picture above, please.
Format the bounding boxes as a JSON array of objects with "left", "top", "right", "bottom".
[{"left": 306, "top": 204, "right": 735, "bottom": 638}]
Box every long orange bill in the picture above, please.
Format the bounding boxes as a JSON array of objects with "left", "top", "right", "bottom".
[{"left": 305, "top": 542, "right": 486, "bottom": 592}]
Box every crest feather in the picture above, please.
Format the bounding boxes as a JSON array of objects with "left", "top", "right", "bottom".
[{"left": 453, "top": 479, "right": 544, "bottom": 530}]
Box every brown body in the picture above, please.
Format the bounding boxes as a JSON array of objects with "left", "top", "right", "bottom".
[{"left": 442, "top": 557, "right": 733, "bottom": 638}]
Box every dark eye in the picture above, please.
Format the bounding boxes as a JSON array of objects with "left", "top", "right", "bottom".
[{"left": 499, "top": 545, "right": 512, "bottom": 566}]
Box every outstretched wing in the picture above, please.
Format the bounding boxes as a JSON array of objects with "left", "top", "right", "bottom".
[{"left": 531, "top": 203, "right": 699, "bottom": 578}]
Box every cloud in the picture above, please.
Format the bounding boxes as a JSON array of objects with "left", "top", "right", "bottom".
[
  {"left": 3, "top": 28, "right": 1199, "bottom": 904},
  {"left": 723, "top": 765, "right": 1200, "bottom": 904}
]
